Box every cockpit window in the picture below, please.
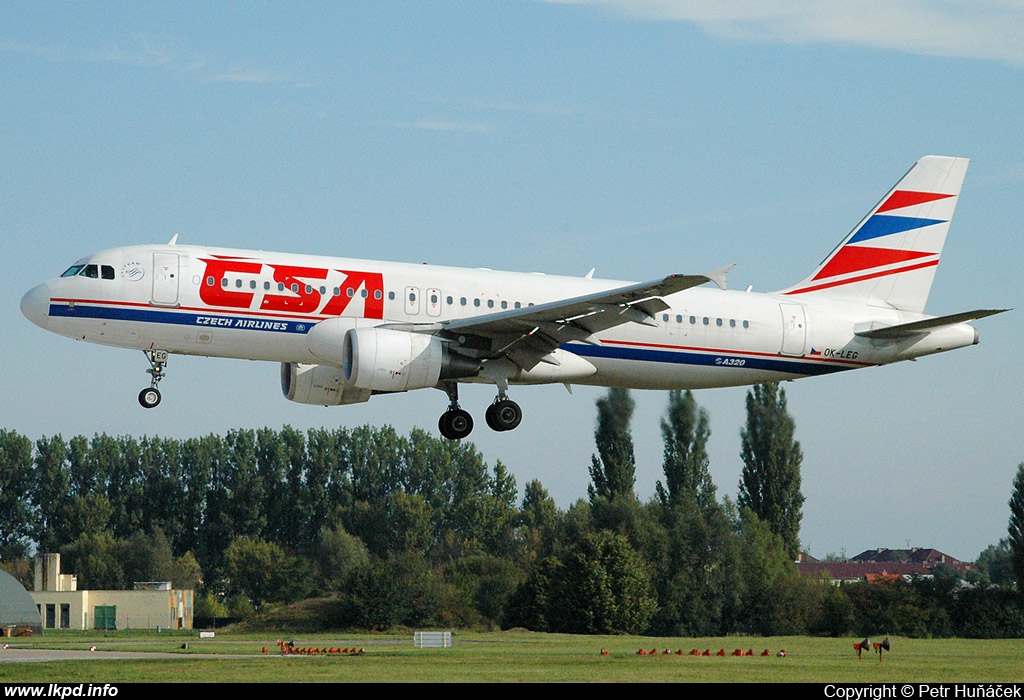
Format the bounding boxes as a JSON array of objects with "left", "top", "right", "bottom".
[{"left": 60, "top": 263, "right": 116, "bottom": 279}]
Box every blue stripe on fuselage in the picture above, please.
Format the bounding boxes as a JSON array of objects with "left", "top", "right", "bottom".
[
  {"left": 566, "top": 342, "right": 852, "bottom": 378},
  {"left": 48, "top": 303, "right": 312, "bottom": 334}
]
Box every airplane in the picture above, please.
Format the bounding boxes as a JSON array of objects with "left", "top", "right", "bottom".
[{"left": 21, "top": 155, "right": 1006, "bottom": 440}]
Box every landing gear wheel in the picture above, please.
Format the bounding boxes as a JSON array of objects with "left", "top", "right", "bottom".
[
  {"left": 485, "top": 399, "right": 522, "bottom": 432},
  {"left": 140, "top": 349, "right": 168, "bottom": 409},
  {"left": 138, "top": 387, "right": 162, "bottom": 409},
  {"left": 439, "top": 408, "right": 474, "bottom": 440}
]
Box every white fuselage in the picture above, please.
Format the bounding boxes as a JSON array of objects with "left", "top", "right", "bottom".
[{"left": 21, "top": 243, "right": 979, "bottom": 397}]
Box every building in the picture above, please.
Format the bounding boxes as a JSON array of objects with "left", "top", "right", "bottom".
[
  {"left": 797, "top": 547, "right": 974, "bottom": 584},
  {"left": 0, "top": 570, "right": 43, "bottom": 635},
  {"left": 29, "top": 554, "right": 194, "bottom": 631}
]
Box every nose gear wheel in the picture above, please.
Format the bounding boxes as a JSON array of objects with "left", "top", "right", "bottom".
[{"left": 139, "top": 349, "right": 168, "bottom": 409}]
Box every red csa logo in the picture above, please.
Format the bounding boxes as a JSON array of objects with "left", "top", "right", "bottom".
[{"left": 199, "top": 257, "right": 385, "bottom": 319}]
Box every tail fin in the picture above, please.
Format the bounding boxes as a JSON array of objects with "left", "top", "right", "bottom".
[{"left": 781, "top": 155, "right": 969, "bottom": 312}]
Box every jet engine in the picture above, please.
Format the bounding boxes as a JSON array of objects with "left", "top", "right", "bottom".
[
  {"left": 281, "top": 362, "right": 372, "bottom": 406},
  {"left": 342, "top": 327, "right": 480, "bottom": 392}
]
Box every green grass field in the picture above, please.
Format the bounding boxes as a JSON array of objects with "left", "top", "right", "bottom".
[{"left": 1, "top": 630, "right": 1021, "bottom": 683}]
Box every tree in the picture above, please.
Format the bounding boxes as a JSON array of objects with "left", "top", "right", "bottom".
[
  {"left": 975, "top": 538, "right": 1015, "bottom": 587},
  {"left": 61, "top": 529, "right": 124, "bottom": 590},
  {"left": 1008, "top": 462, "right": 1024, "bottom": 593},
  {"left": 548, "top": 530, "right": 657, "bottom": 635},
  {"left": 222, "top": 536, "right": 311, "bottom": 607},
  {"left": 33, "top": 434, "right": 70, "bottom": 553},
  {"left": 0, "top": 430, "right": 36, "bottom": 559},
  {"left": 314, "top": 520, "right": 370, "bottom": 593},
  {"left": 517, "top": 480, "right": 560, "bottom": 567},
  {"left": 505, "top": 530, "right": 657, "bottom": 635},
  {"left": 648, "top": 495, "right": 743, "bottom": 636},
  {"left": 737, "top": 508, "right": 813, "bottom": 635},
  {"left": 656, "top": 390, "right": 715, "bottom": 511},
  {"left": 588, "top": 388, "right": 636, "bottom": 502},
  {"left": 737, "top": 382, "right": 804, "bottom": 559}
]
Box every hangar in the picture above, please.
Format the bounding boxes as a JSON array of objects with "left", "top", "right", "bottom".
[{"left": 0, "top": 569, "right": 43, "bottom": 635}]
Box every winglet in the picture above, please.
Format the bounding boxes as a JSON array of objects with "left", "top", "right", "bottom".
[
  {"left": 167, "top": 234, "right": 179, "bottom": 246},
  {"left": 707, "top": 264, "right": 735, "bottom": 291}
]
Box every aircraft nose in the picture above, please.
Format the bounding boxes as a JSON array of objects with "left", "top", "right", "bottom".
[{"left": 21, "top": 283, "right": 51, "bottom": 330}]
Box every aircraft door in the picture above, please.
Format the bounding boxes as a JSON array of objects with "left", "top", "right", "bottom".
[
  {"left": 779, "top": 303, "right": 807, "bottom": 356},
  {"left": 151, "top": 253, "right": 180, "bottom": 307}
]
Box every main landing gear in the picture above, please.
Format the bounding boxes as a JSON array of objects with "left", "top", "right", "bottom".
[
  {"left": 438, "top": 382, "right": 522, "bottom": 440},
  {"left": 138, "top": 349, "right": 168, "bottom": 409}
]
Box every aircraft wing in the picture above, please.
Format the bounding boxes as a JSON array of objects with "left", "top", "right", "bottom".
[{"left": 384, "top": 268, "right": 731, "bottom": 372}]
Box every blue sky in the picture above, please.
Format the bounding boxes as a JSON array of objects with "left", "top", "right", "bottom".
[{"left": 3, "top": 1, "right": 1022, "bottom": 562}]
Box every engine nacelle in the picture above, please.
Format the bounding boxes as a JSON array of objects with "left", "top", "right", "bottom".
[
  {"left": 343, "top": 327, "right": 479, "bottom": 392},
  {"left": 281, "top": 362, "right": 372, "bottom": 406}
]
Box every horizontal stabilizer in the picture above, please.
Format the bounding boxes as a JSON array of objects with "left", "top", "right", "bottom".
[{"left": 855, "top": 309, "right": 1009, "bottom": 340}]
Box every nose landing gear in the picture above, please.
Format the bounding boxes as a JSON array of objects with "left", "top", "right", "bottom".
[{"left": 138, "top": 349, "right": 168, "bottom": 409}]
